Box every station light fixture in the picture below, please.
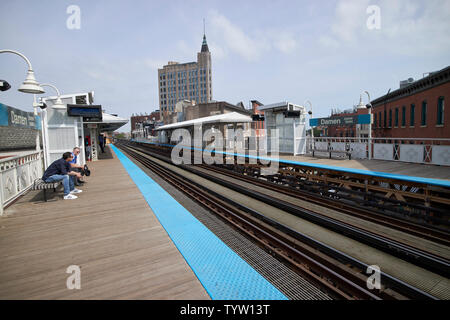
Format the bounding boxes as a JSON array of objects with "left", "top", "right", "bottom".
[
  {"left": 0, "top": 49, "right": 45, "bottom": 94},
  {"left": 40, "top": 83, "right": 65, "bottom": 109}
]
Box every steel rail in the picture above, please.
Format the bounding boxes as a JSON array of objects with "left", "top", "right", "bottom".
[
  {"left": 125, "top": 141, "right": 450, "bottom": 278},
  {"left": 198, "top": 163, "right": 450, "bottom": 246},
  {"left": 116, "top": 142, "right": 439, "bottom": 300},
  {"left": 117, "top": 143, "right": 384, "bottom": 300}
]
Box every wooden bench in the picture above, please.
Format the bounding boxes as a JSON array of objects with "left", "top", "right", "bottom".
[{"left": 32, "top": 179, "right": 62, "bottom": 202}]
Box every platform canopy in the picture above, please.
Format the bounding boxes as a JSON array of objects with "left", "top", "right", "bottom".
[
  {"left": 99, "top": 112, "right": 128, "bottom": 132},
  {"left": 156, "top": 112, "right": 253, "bottom": 131}
]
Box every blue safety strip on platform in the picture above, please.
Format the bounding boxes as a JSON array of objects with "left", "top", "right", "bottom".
[
  {"left": 131, "top": 139, "right": 450, "bottom": 188},
  {"left": 111, "top": 144, "right": 288, "bottom": 300}
]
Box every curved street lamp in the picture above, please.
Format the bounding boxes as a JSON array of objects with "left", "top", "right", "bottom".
[
  {"left": 0, "top": 49, "right": 45, "bottom": 94},
  {"left": 40, "top": 83, "right": 65, "bottom": 109}
]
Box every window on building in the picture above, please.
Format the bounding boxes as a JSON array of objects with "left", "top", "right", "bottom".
[
  {"left": 401, "top": 106, "right": 406, "bottom": 127},
  {"left": 437, "top": 97, "right": 444, "bottom": 125},
  {"left": 410, "top": 104, "right": 415, "bottom": 126},
  {"left": 421, "top": 101, "right": 427, "bottom": 126},
  {"left": 374, "top": 113, "right": 377, "bottom": 127},
  {"left": 384, "top": 110, "right": 387, "bottom": 127},
  {"left": 395, "top": 108, "right": 399, "bottom": 127},
  {"left": 389, "top": 109, "right": 392, "bottom": 127}
]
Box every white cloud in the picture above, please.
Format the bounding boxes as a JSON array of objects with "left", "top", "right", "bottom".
[
  {"left": 209, "top": 10, "right": 270, "bottom": 61},
  {"left": 272, "top": 31, "right": 298, "bottom": 54},
  {"left": 330, "top": 0, "right": 370, "bottom": 42},
  {"left": 143, "top": 58, "right": 167, "bottom": 70},
  {"left": 319, "top": 0, "right": 450, "bottom": 56},
  {"left": 208, "top": 10, "right": 300, "bottom": 61}
]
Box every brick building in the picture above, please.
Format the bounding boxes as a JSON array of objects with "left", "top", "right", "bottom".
[
  {"left": 130, "top": 111, "right": 160, "bottom": 138},
  {"left": 158, "top": 33, "right": 212, "bottom": 120},
  {"left": 322, "top": 99, "right": 370, "bottom": 138},
  {"left": 371, "top": 66, "right": 450, "bottom": 139},
  {"left": 130, "top": 111, "right": 160, "bottom": 132}
]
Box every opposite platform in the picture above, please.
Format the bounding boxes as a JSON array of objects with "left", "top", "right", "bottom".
[{"left": 0, "top": 146, "right": 209, "bottom": 299}]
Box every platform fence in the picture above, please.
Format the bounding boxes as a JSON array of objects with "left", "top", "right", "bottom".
[
  {"left": 307, "top": 137, "right": 450, "bottom": 166},
  {"left": 0, "top": 151, "right": 43, "bottom": 215}
]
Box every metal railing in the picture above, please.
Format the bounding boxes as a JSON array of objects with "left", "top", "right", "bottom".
[
  {"left": 0, "top": 150, "right": 44, "bottom": 215},
  {"left": 306, "top": 137, "right": 450, "bottom": 166}
]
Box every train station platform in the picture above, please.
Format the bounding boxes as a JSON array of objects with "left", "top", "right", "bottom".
[{"left": 0, "top": 146, "right": 209, "bottom": 299}]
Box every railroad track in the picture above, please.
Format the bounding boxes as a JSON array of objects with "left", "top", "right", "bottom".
[
  {"left": 116, "top": 141, "right": 440, "bottom": 300},
  {"left": 136, "top": 141, "right": 450, "bottom": 228},
  {"left": 198, "top": 163, "right": 450, "bottom": 247},
  {"left": 126, "top": 141, "right": 450, "bottom": 277},
  {"left": 135, "top": 141, "right": 450, "bottom": 245}
]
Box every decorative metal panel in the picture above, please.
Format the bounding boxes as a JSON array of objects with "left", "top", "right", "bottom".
[
  {"left": 431, "top": 145, "right": 450, "bottom": 166},
  {"left": 399, "top": 145, "right": 424, "bottom": 163},
  {"left": 373, "top": 143, "right": 394, "bottom": 161},
  {"left": 350, "top": 143, "right": 367, "bottom": 159}
]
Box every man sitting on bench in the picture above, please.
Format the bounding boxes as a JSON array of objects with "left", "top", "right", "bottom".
[{"left": 42, "top": 152, "right": 83, "bottom": 200}]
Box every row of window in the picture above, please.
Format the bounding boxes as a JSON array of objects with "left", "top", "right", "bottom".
[
  {"left": 160, "top": 76, "right": 210, "bottom": 88},
  {"left": 373, "top": 97, "right": 445, "bottom": 128},
  {"left": 160, "top": 83, "right": 211, "bottom": 93},
  {"left": 160, "top": 87, "right": 211, "bottom": 98},
  {"left": 159, "top": 69, "right": 210, "bottom": 81}
]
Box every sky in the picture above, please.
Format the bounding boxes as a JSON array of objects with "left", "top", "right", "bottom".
[{"left": 1, "top": 0, "right": 449, "bottom": 132}]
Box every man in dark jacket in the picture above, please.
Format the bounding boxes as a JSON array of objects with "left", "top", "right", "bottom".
[{"left": 42, "top": 152, "right": 83, "bottom": 200}]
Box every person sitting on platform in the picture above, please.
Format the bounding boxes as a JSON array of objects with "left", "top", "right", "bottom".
[
  {"left": 42, "top": 152, "right": 83, "bottom": 200},
  {"left": 69, "top": 147, "right": 86, "bottom": 186}
]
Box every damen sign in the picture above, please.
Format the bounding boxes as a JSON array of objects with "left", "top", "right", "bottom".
[
  {"left": 310, "top": 114, "right": 371, "bottom": 127},
  {"left": 0, "top": 103, "right": 40, "bottom": 129}
]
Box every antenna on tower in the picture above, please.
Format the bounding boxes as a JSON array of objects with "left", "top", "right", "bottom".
[{"left": 203, "top": 18, "right": 206, "bottom": 35}]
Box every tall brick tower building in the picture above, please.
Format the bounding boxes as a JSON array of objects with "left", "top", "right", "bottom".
[{"left": 158, "top": 33, "right": 212, "bottom": 118}]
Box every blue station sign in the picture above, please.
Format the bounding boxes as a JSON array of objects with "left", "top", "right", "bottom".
[
  {"left": 310, "top": 114, "right": 371, "bottom": 127},
  {"left": 0, "top": 103, "right": 41, "bottom": 130}
]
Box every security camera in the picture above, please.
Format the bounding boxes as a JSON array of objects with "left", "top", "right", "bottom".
[
  {"left": 308, "top": 110, "right": 313, "bottom": 115},
  {"left": 0, "top": 80, "right": 11, "bottom": 92},
  {"left": 366, "top": 103, "right": 372, "bottom": 109},
  {"left": 33, "top": 102, "right": 47, "bottom": 109}
]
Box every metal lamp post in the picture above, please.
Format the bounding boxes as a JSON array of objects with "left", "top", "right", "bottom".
[
  {"left": 0, "top": 50, "right": 45, "bottom": 94},
  {"left": 0, "top": 49, "right": 45, "bottom": 156},
  {"left": 37, "top": 83, "right": 67, "bottom": 168},
  {"left": 363, "top": 91, "right": 372, "bottom": 160},
  {"left": 304, "top": 100, "right": 314, "bottom": 154}
]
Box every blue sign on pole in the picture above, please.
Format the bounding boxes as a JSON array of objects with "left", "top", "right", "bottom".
[
  {"left": 310, "top": 114, "right": 371, "bottom": 127},
  {"left": 0, "top": 103, "right": 41, "bottom": 130}
]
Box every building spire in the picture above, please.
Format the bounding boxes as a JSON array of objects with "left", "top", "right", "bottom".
[{"left": 201, "top": 18, "right": 209, "bottom": 52}]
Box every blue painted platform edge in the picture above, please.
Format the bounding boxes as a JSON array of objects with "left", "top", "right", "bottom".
[
  {"left": 131, "top": 139, "right": 450, "bottom": 188},
  {"left": 110, "top": 144, "right": 288, "bottom": 301}
]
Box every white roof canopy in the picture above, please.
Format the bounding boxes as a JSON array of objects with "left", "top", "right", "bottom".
[
  {"left": 156, "top": 112, "right": 252, "bottom": 131},
  {"left": 258, "top": 101, "right": 304, "bottom": 111}
]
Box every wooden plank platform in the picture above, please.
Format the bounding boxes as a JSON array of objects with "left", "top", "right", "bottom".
[
  {"left": 279, "top": 155, "right": 450, "bottom": 181},
  {"left": 0, "top": 146, "right": 209, "bottom": 300}
]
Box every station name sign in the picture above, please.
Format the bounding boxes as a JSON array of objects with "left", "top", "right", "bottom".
[
  {"left": 310, "top": 114, "right": 371, "bottom": 127},
  {"left": 0, "top": 103, "right": 41, "bottom": 129}
]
